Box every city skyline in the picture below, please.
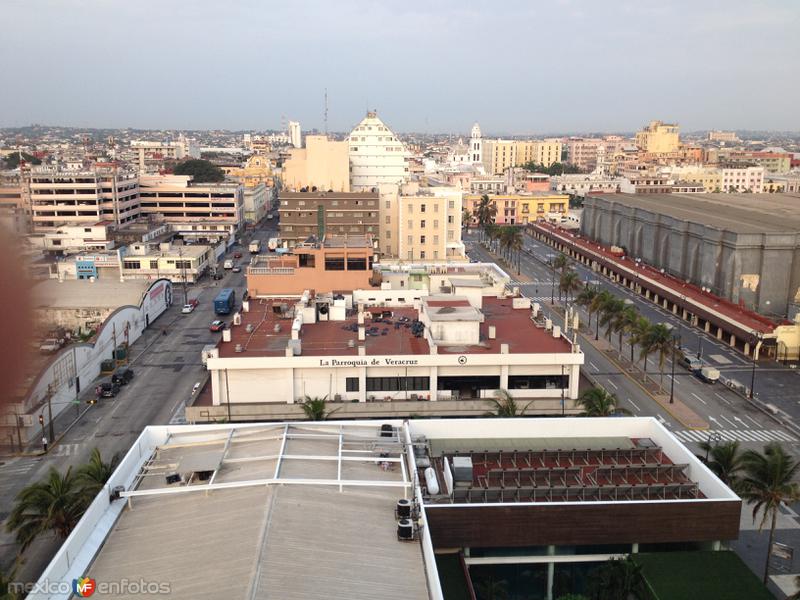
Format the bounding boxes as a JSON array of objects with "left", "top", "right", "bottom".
[{"left": 1, "top": 0, "right": 798, "bottom": 133}]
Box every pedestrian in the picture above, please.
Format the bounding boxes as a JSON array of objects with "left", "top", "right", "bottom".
[{"left": 42, "top": 436, "right": 48, "bottom": 453}]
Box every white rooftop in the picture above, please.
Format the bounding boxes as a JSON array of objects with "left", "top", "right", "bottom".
[{"left": 31, "top": 278, "right": 162, "bottom": 310}]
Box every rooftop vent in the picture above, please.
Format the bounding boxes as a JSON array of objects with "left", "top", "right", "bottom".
[
  {"left": 245, "top": 323, "right": 254, "bottom": 333},
  {"left": 234, "top": 344, "right": 243, "bottom": 353}
]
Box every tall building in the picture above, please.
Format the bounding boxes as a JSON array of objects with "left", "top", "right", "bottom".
[
  {"left": 348, "top": 111, "right": 409, "bottom": 191},
  {"left": 470, "top": 122, "right": 482, "bottom": 164},
  {"left": 482, "top": 139, "right": 564, "bottom": 174},
  {"left": 0, "top": 171, "right": 30, "bottom": 234},
  {"left": 634, "top": 120, "right": 680, "bottom": 153},
  {"left": 288, "top": 121, "right": 302, "bottom": 149},
  {"left": 130, "top": 136, "right": 200, "bottom": 173},
  {"left": 28, "top": 165, "right": 140, "bottom": 231},
  {"left": 281, "top": 135, "right": 350, "bottom": 192},
  {"left": 278, "top": 190, "right": 380, "bottom": 243},
  {"left": 379, "top": 183, "right": 464, "bottom": 261}
]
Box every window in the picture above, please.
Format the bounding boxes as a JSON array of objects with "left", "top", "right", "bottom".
[
  {"left": 434, "top": 204, "right": 438, "bottom": 212},
  {"left": 407, "top": 220, "right": 413, "bottom": 230},
  {"left": 448, "top": 200, "right": 455, "bottom": 209},
  {"left": 448, "top": 215, "right": 454, "bottom": 224},
  {"left": 433, "top": 220, "right": 438, "bottom": 228},
  {"left": 324, "top": 256, "right": 345, "bottom": 270},
  {"left": 434, "top": 235, "right": 439, "bottom": 244},
  {"left": 407, "top": 236, "right": 413, "bottom": 245},
  {"left": 346, "top": 378, "right": 359, "bottom": 392},
  {"left": 434, "top": 251, "right": 439, "bottom": 259},
  {"left": 386, "top": 230, "right": 391, "bottom": 239},
  {"left": 408, "top": 204, "right": 413, "bottom": 213},
  {"left": 448, "top": 230, "right": 454, "bottom": 240},
  {"left": 150, "top": 260, "right": 158, "bottom": 269},
  {"left": 420, "top": 251, "right": 426, "bottom": 259},
  {"left": 420, "top": 204, "right": 426, "bottom": 213},
  {"left": 420, "top": 220, "right": 426, "bottom": 228},
  {"left": 420, "top": 236, "right": 426, "bottom": 244},
  {"left": 385, "top": 216, "right": 390, "bottom": 224},
  {"left": 385, "top": 200, "right": 391, "bottom": 209}
]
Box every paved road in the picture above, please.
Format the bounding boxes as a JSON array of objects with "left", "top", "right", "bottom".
[
  {"left": 464, "top": 232, "right": 800, "bottom": 458},
  {"left": 0, "top": 222, "right": 276, "bottom": 580}
]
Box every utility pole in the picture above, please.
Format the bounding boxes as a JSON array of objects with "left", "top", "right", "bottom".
[
  {"left": 669, "top": 333, "right": 680, "bottom": 404},
  {"left": 179, "top": 247, "right": 188, "bottom": 305}
]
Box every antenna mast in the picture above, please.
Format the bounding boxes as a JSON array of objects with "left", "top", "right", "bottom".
[{"left": 324, "top": 88, "right": 328, "bottom": 136}]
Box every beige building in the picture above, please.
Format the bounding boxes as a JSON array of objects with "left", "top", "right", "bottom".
[
  {"left": 635, "top": 120, "right": 680, "bottom": 153},
  {"left": 482, "top": 139, "right": 563, "bottom": 175},
  {"left": 281, "top": 135, "right": 350, "bottom": 192},
  {"left": 0, "top": 171, "right": 29, "bottom": 234},
  {"left": 379, "top": 183, "right": 465, "bottom": 261}
]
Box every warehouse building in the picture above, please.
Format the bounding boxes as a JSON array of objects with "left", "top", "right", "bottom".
[{"left": 581, "top": 193, "right": 800, "bottom": 318}]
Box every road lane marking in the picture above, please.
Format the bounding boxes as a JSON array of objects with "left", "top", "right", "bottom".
[
  {"left": 691, "top": 392, "right": 707, "bottom": 405},
  {"left": 626, "top": 398, "right": 641, "bottom": 412},
  {"left": 745, "top": 415, "right": 762, "bottom": 427},
  {"left": 607, "top": 380, "right": 618, "bottom": 390},
  {"left": 720, "top": 415, "right": 738, "bottom": 427},
  {"left": 714, "top": 392, "right": 731, "bottom": 405},
  {"left": 588, "top": 361, "right": 599, "bottom": 372}
]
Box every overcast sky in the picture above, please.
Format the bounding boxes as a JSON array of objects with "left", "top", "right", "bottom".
[{"left": 1, "top": 0, "right": 798, "bottom": 134}]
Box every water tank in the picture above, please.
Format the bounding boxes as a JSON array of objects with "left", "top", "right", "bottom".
[
  {"left": 396, "top": 498, "right": 412, "bottom": 518},
  {"left": 424, "top": 467, "right": 440, "bottom": 495},
  {"left": 397, "top": 519, "right": 414, "bottom": 540}
]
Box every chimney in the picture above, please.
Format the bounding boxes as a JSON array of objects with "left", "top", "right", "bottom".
[
  {"left": 500, "top": 343, "right": 509, "bottom": 354},
  {"left": 488, "top": 325, "right": 496, "bottom": 339},
  {"left": 552, "top": 325, "right": 561, "bottom": 338},
  {"left": 358, "top": 326, "right": 365, "bottom": 341},
  {"left": 222, "top": 329, "right": 231, "bottom": 342},
  {"left": 358, "top": 346, "right": 366, "bottom": 356},
  {"left": 242, "top": 300, "right": 250, "bottom": 313}
]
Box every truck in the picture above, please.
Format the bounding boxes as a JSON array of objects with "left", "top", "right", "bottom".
[
  {"left": 39, "top": 337, "right": 65, "bottom": 354},
  {"left": 213, "top": 288, "right": 236, "bottom": 315},
  {"left": 698, "top": 366, "right": 720, "bottom": 384},
  {"left": 267, "top": 237, "right": 281, "bottom": 251},
  {"left": 249, "top": 240, "right": 261, "bottom": 254}
]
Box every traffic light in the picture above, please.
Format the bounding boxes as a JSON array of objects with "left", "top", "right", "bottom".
[{"left": 38, "top": 414, "right": 44, "bottom": 425}]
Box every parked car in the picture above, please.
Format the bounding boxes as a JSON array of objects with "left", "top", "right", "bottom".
[
  {"left": 210, "top": 320, "right": 226, "bottom": 332},
  {"left": 181, "top": 303, "right": 196, "bottom": 314},
  {"left": 39, "top": 337, "right": 65, "bottom": 354},
  {"left": 112, "top": 367, "right": 135, "bottom": 386},
  {"left": 698, "top": 366, "right": 720, "bottom": 384},
  {"left": 232, "top": 266, "right": 242, "bottom": 273},
  {"left": 98, "top": 381, "right": 120, "bottom": 398}
]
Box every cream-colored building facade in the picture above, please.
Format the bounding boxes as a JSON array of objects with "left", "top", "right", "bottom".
[
  {"left": 482, "top": 139, "right": 563, "bottom": 174},
  {"left": 635, "top": 120, "right": 680, "bottom": 153},
  {"left": 281, "top": 135, "right": 350, "bottom": 192},
  {"left": 379, "top": 183, "right": 465, "bottom": 261}
]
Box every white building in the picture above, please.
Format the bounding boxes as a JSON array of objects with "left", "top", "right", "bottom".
[
  {"left": 348, "top": 111, "right": 410, "bottom": 191},
  {"left": 470, "top": 123, "right": 482, "bottom": 164},
  {"left": 131, "top": 136, "right": 200, "bottom": 173},
  {"left": 288, "top": 121, "right": 302, "bottom": 149},
  {"left": 28, "top": 223, "right": 116, "bottom": 254},
  {"left": 721, "top": 165, "right": 764, "bottom": 193}
]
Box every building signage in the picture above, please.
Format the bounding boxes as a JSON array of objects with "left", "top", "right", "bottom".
[{"left": 319, "top": 358, "right": 420, "bottom": 367}]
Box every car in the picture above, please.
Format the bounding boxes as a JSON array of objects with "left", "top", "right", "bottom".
[
  {"left": 232, "top": 266, "right": 242, "bottom": 273},
  {"left": 39, "top": 337, "right": 65, "bottom": 354},
  {"left": 98, "top": 381, "right": 120, "bottom": 398},
  {"left": 181, "top": 303, "right": 195, "bottom": 314},
  {"left": 210, "top": 320, "right": 226, "bottom": 332},
  {"left": 234, "top": 252, "right": 243, "bottom": 259},
  {"left": 112, "top": 367, "right": 135, "bottom": 386}
]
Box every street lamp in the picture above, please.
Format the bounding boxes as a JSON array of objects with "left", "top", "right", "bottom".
[
  {"left": 704, "top": 432, "right": 722, "bottom": 463},
  {"left": 749, "top": 333, "right": 762, "bottom": 400},
  {"left": 670, "top": 330, "right": 681, "bottom": 404}
]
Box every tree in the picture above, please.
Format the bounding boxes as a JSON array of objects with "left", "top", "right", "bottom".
[
  {"left": 476, "top": 195, "right": 497, "bottom": 240},
  {"left": 462, "top": 208, "right": 472, "bottom": 230},
  {"left": 644, "top": 323, "right": 674, "bottom": 392},
  {"left": 586, "top": 557, "right": 647, "bottom": 600},
  {"left": 613, "top": 305, "right": 640, "bottom": 360},
  {"left": 739, "top": 442, "right": 800, "bottom": 584},
  {"left": 599, "top": 297, "right": 625, "bottom": 341},
  {"left": 484, "top": 389, "right": 531, "bottom": 417},
  {"left": 552, "top": 253, "right": 570, "bottom": 301},
  {"left": 589, "top": 290, "right": 614, "bottom": 340},
  {"left": 77, "top": 448, "right": 120, "bottom": 504},
  {"left": 630, "top": 317, "right": 653, "bottom": 378},
  {"left": 576, "top": 286, "right": 598, "bottom": 331},
  {"left": 559, "top": 269, "right": 582, "bottom": 309},
  {"left": 6, "top": 467, "right": 87, "bottom": 552},
  {"left": 173, "top": 159, "right": 225, "bottom": 183},
  {"left": 699, "top": 440, "right": 744, "bottom": 490},
  {"left": 577, "top": 386, "right": 630, "bottom": 417},
  {"left": 300, "top": 395, "right": 338, "bottom": 421},
  {"left": 3, "top": 152, "right": 41, "bottom": 169}
]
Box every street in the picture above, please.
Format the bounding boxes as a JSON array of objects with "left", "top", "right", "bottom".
[{"left": 0, "top": 218, "right": 279, "bottom": 581}]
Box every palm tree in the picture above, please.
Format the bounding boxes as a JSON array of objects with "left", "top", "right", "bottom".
[
  {"left": 644, "top": 323, "right": 674, "bottom": 392},
  {"left": 699, "top": 440, "right": 744, "bottom": 490},
  {"left": 740, "top": 442, "right": 800, "bottom": 584},
  {"left": 559, "top": 269, "right": 582, "bottom": 310},
  {"left": 630, "top": 317, "right": 653, "bottom": 379},
  {"left": 613, "top": 305, "right": 639, "bottom": 360},
  {"left": 484, "top": 223, "right": 500, "bottom": 253},
  {"left": 576, "top": 286, "right": 598, "bottom": 332},
  {"left": 586, "top": 557, "right": 647, "bottom": 600},
  {"left": 0, "top": 562, "right": 22, "bottom": 600},
  {"left": 77, "top": 448, "right": 120, "bottom": 504},
  {"left": 551, "top": 253, "right": 570, "bottom": 302},
  {"left": 300, "top": 395, "right": 338, "bottom": 421},
  {"left": 484, "top": 389, "right": 531, "bottom": 417},
  {"left": 6, "top": 467, "right": 87, "bottom": 552},
  {"left": 598, "top": 297, "right": 625, "bottom": 341},
  {"left": 476, "top": 195, "right": 496, "bottom": 241},
  {"left": 503, "top": 226, "right": 524, "bottom": 274},
  {"left": 589, "top": 290, "right": 614, "bottom": 340},
  {"left": 577, "top": 386, "right": 630, "bottom": 417},
  {"left": 462, "top": 208, "right": 472, "bottom": 230}
]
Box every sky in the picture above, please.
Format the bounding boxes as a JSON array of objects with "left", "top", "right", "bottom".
[{"left": 1, "top": 0, "right": 799, "bottom": 134}]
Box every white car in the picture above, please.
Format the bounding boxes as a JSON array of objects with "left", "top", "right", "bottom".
[{"left": 181, "top": 304, "right": 195, "bottom": 314}]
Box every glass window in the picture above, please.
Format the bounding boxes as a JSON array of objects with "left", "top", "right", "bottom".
[{"left": 346, "top": 378, "right": 359, "bottom": 392}]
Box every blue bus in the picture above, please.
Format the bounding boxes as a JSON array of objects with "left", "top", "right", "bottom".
[{"left": 214, "top": 288, "right": 236, "bottom": 315}]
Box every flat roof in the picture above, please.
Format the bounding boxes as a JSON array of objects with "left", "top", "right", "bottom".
[
  {"left": 84, "top": 424, "right": 429, "bottom": 600},
  {"left": 592, "top": 193, "right": 800, "bottom": 234},
  {"left": 31, "top": 278, "right": 160, "bottom": 310},
  {"left": 280, "top": 191, "right": 379, "bottom": 199},
  {"left": 219, "top": 296, "right": 571, "bottom": 359}
]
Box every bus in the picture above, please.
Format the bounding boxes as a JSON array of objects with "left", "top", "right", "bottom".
[
  {"left": 249, "top": 239, "right": 261, "bottom": 254},
  {"left": 213, "top": 288, "right": 236, "bottom": 315}
]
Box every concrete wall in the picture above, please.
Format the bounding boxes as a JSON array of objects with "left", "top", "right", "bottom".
[{"left": 582, "top": 197, "right": 800, "bottom": 316}]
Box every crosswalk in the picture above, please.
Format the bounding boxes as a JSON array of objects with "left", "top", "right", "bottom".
[
  {"left": 0, "top": 458, "right": 39, "bottom": 477},
  {"left": 53, "top": 443, "right": 83, "bottom": 456},
  {"left": 673, "top": 429, "right": 798, "bottom": 444}
]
